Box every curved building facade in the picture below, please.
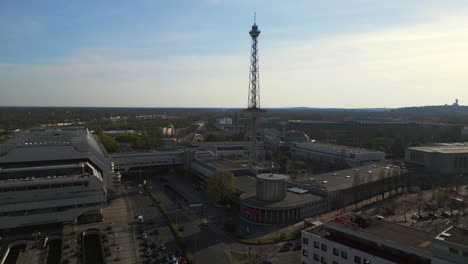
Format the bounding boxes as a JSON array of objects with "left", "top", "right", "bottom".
[{"left": 239, "top": 173, "right": 327, "bottom": 227}]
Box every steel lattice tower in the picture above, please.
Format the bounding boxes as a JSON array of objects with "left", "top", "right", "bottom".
[
  {"left": 248, "top": 16, "right": 261, "bottom": 110},
  {"left": 244, "top": 15, "right": 265, "bottom": 168}
]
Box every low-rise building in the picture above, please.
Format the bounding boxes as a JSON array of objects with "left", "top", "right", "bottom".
[
  {"left": 432, "top": 226, "right": 468, "bottom": 264},
  {"left": 192, "top": 141, "right": 264, "bottom": 159},
  {"left": 292, "top": 163, "right": 405, "bottom": 209},
  {"left": 405, "top": 143, "right": 468, "bottom": 176},
  {"left": 302, "top": 212, "right": 468, "bottom": 264},
  {"left": 291, "top": 142, "right": 385, "bottom": 168}
]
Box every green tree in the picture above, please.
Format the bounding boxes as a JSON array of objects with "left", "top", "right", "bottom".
[
  {"left": 97, "top": 133, "right": 120, "bottom": 153},
  {"left": 205, "top": 169, "right": 235, "bottom": 204}
]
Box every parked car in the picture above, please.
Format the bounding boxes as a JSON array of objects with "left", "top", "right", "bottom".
[
  {"left": 175, "top": 249, "right": 182, "bottom": 258},
  {"left": 137, "top": 215, "right": 144, "bottom": 223},
  {"left": 441, "top": 211, "right": 451, "bottom": 218},
  {"left": 142, "top": 232, "right": 148, "bottom": 240},
  {"left": 168, "top": 252, "right": 175, "bottom": 259},
  {"left": 146, "top": 248, "right": 152, "bottom": 257}
]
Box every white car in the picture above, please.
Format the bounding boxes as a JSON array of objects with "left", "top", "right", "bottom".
[
  {"left": 137, "top": 215, "right": 144, "bottom": 223},
  {"left": 142, "top": 233, "right": 148, "bottom": 240}
]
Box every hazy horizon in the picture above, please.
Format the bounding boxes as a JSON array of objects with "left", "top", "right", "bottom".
[{"left": 1, "top": 1, "right": 468, "bottom": 108}]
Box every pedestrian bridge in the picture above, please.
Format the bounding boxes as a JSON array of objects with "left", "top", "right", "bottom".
[
  {"left": 111, "top": 151, "right": 185, "bottom": 173},
  {"left": 111, "top": 149, "right": 250, "bottom": 179}
]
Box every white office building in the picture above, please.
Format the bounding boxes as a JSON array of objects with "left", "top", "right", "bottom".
[
  {"left": 0, "top": 127, "right": 110, "bottom": 229},
  {"left": 302, "top": 212, "right": 468, "bottom": 264}
]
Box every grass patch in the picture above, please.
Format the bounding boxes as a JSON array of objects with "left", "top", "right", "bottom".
[{"left": 239, "top": 231, "right": 300, "bottom": 245}]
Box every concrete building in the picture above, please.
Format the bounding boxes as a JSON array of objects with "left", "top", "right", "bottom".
[
  {"left": 239, "top": 173, "right": 327, "bottom": 229},
  {"left": 192, "top": 141, "right": 264, "bottom": 159},
  {"left": 405, "top": 143, "right": 468, "bottom": 175},
  {"left": 291, "top": 141, "right": 385, "bottom": 168},
  {"left": 215, "top": 116, "right": 234, "bottom": 131},
  {"left": 432, "top": 226, "right": 468, "bottom": 264},
  {"left": 0, "top": 127, "right": 110, "bottom": 229},
  {"left": 291, "top": 163, "right": 405, "bottom": 209},
  {"left": 235, "top": 163, "right": 404, "bottom": 233},
  {"left": 111, "top": 150, "right": 185, "bottom": 173},
  {"left": 302, "top": 212, "right": 468, "bottom": 264}
]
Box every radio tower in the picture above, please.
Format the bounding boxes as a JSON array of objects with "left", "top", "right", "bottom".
[{"left": 244, "top": 13, "right": 265, "bottom": 168}]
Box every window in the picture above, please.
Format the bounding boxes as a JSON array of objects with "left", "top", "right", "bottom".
[
  {"left": 333, "top": 248, "right": 339, "bottom": 256},
  {"left": 321, "top": 256, "right": 327, "bottom": 264},
  {"left": 313, "top": 254, "right": 319, "bottom": 261},
  {"left": 303, "top": 237, "right": 309, "bottom": 244},
  {"left": 354, "top": 256, "right": 361, "bottom": 264},
  {"left": 314, "top": 241, "right": 320, "bottom": 249},
  {"left": 449, "top": 248, "right": 459, "bottom": 254},
  {"left": 303, "top": 250, "right": 309, "bottom": 257},
  {"left": 341, "top": 251, "right": 348, "bottom": 259},
  {"left": 321, "top": 243, "right": 327, "bottom": 252},
  {"left": 333, "top": 262, "right": 339, "bottom": 264}
]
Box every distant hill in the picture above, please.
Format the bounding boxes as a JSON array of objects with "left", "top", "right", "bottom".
[{"left": 391, "top": 105, "right": 468, "bottom": 116}]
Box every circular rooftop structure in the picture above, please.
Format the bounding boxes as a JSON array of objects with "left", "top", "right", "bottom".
[
  {"left": 256, "top": 173, "right": 288, "bottom": 202},
  {"left": 256, "top": 173, "right": 288, "bottom": 181}
]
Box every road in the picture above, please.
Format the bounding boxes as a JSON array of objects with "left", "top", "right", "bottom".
[
  {"left": 130, "top": 172, "right": 303, "bottom": 264},
  {"left": 149, "top": 177, "right": 233, "bottom": 264}
]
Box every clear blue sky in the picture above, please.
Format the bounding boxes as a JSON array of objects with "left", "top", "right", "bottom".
[{"left": 1, "top": 0, "right": 468, "bottom": 108}]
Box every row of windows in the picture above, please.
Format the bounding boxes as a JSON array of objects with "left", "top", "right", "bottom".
[
  {"left": 303, "top": 238, "right": 370, "bottom": 264},
  {"left": 409, "top": 151, "right": 424, "bottom": 162},
  {"left": 117, "top": 160, "right": 171, "bottom": 166},
  {"left": 448, "top": 247, "right": 468, "bottom": 257},
  {"left": 0, "top": 202, "right": 102, "bottom": 217},
  {"left": 453, "top": 156, "right": 468, "bottom": 169},
  {"left": 0, "top": 182, "right": 88, "bottom": 192}
]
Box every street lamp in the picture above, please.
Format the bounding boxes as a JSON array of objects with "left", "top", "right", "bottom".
[
  {"left": 115, "top": 246, "right": 122, "bottom": 261},
  {"left": 32, "top": 231, "right": 42, "bottom": 248}
]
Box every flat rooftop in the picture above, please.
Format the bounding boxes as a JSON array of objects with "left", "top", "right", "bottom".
[
  {"left": 307, "top": 213, "right": 435, "bottom": 253},
  {"left": 409, "top": 143, "right": 468, "bottom": 154},
  {"left": 293, "top": 141, "right": 384, "bottom": 155},
  {"left": 256, "top": 173, "right": 288, "bottom": 181},
  {"left": 240, "top": 189, "right": 323, "bottom": 209},
  {"left": 436, "top": 226, "right": 468, "bottom": 247},
  {"left": 0, "top": 127, "right": 108, "bottom": 166},
  {"left": 197, "top": 156, "right": 247, "bottom": 171},
  {"left": 294, "top": 162, "right": 400, "bottom": 192}
]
